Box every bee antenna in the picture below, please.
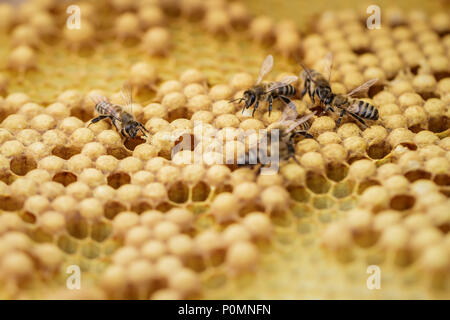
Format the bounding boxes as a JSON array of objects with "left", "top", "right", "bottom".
[
  {"left": 229, "top": 97, "right": 243, "bottom": 104},
  {"left": 295, "top": 54, "right": 316, "bottom": 84}
]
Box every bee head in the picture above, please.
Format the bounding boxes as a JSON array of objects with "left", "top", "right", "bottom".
[
  {"left": 243, "top": 90, "right": 256, "bottom": 108},
  {"left": 125, "top": 121, "right": 139, "bottom": 138},
  {"left": 317, "top": 86, "right": 332, "bottom": 101}
]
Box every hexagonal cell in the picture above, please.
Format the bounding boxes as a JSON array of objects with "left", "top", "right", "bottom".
[
  {"left": 288, "top": 185, "right": 310, "bottom": 202},
  {"left": 291, "top": 204, "right": 313, "bottom": 218},
  {"left": 52, "top": 146, "right": 81, "bottom": 160},
  {"left": 339, "top": 197, "right": 356, "bottom": 211},
  {"left": 107, "top": 172, "right": 131, "bottom": 189},
  {"left": 131, "top": 201, "right": 152, "bottom": 214},
  {"left": 104, "top": 201, "right": 127, "bottom": 220},
  {"left": 168, "top": 181, "right": 189, "bottom": 203},
  {"left": 184, "top": 255, "right": 207, "bottom": 273},
  {"left": 20, "top": 211, "right": 36, "bottom": 224},
  {"left": 306, "top": 172, "right": 331, "bottom": 194},
  {"left": 312, "top": 195, "right": 335, "bottom": 210},
  {"left": 192, "top": 181, "right": 211, "bottom": 202},
  {"left": 81, "top": 242, "right": 101, "bottom": 259},
  {"left": 332, "top": 180, "right": 355, "bottom": 199},
  {"left": 57, "top": 235, "right": 78, "bottom": 254},
  {"left": 271, "top": 210, "right": 294, "bottom": 228},
  {"left": 90, "top": 221, "right": 112, "bottom": 242},
  {"left": 357, "top": 179, "right": 380, "bottom": 194},
  {"left": 367, "top": 143, "right": 391, "bottom": 160},
  {"left": 10, "top": 155, "right": 37, "bottom": 176},
  {"left": 28, "top": 228, "right": 53, "bottom": 243},
  {"left": 239, "top": 203, "right": 265, "bottom": 216},
  {"left": 405, "top": 169, "right": 432, "bottom": 182},
  {"left": 0, "top": 196, "right": 23, "bottom": 211},
  {"left": 53, "top": 171, "right": 77, "bottom": 186},
  {"left": 123, "top": 136, "right": 146, "bottom": 151},
  {"left": 107, "top": 147, "right": 130, "bottom": 160},
  {"left": 297, "top": 221, "right": 315, "bottom": 235},
  {"left": 155, "top": 201, "right": 174, "bottom": 212},
  {"left": 390, "top": 194, "right": 416, "bottom": 211},
  {"left": 66, "top": 218, "right": 89, "bottom": 239},
  {"left": 326, "top": 163, "right": 349, "bottom": 182}
]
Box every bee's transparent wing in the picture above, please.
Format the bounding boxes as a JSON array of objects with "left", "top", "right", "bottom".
[
  {"left": 278, "top": 96, "right": 298, "bottom": 122},
  {"left": 120, "top": 82, "right": 134, "bottom": 114},
  {"left": 346, "top": 78, "right": 378, "bottom": 97},
  {"left": 285, "top": 112, "right": 316, "bottom": 134},
  {"left": 321, "top": 52, "right": 333, "bottom": 82},
  {"left": 90, "top": 93, "right": 109, "bottom": 105},
  {"left": 256, "top": 54, "right": 274, "bottom": 85},
  {"left": 266, "top": 75, "right": 298, "bottom": 93}
]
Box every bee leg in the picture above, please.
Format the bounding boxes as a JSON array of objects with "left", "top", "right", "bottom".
[
  {"left": 349, "top": 112, "right": 368, "bottom": 128},
  {"left": 336, "top": 109, "right": 346, "bottom": 126},
  {"left": 88, "top": 115, "right": 109, "bottom": 126},
  {"left": 111, "top": 118, "right": 122, "bottom": 133},
  {"left": 252, "top": 100, "right": 259, "bottom": 117},
  {"left": 300, "top": 80, "right": 308, "bottom": 99},
  {"left": 268, "top": 95, "right": 273, "bottom": 117}
]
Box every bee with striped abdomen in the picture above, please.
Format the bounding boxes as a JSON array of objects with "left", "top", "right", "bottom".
[
  {"left": 229, "top": 54, "right": 298, "bottom": 117},
  {"left": 299, "top": 53, "right": 379, "bottom": 127},
  {"left": 88, "top": 84, "right": 149, "bottom": 139}
]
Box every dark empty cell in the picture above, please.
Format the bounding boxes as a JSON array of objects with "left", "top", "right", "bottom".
[
  {"left": 57, "top": 235, "right": 78, "bottom": 254},
  {"left": 104, "top": 201, "right": 127, "bottom": 220},
  {"left": 0, "top": 171, "right": 16, "bottom": 185},
  {"left": 326, "top": 163, "right": 349, "bottom": 182},
  {"left": 20, "top": 211, "right": 36, "bottom": 224},
  {"left": 71, "top": 107, "right": 93, "bottom": 122},
  {"left": 131, "top": 201, "right": 152, "bottom": 214},
  {"left": 184, "top": 255, "right": 207, "bottom": 273},
  {"left": 215, "top": 184, "right": 233, "bottom": 194},
  {"left": 192, "top": 181, "right": 210, "bottom": 202},
  {"left": 434, "top": 174, "right": 450, "bottom": 186},
  {"left": 399, "top": 142, "right": 417, "bottom": 151},
  {"left": 352, "top": 47, "right": 372, "bottom": 55},
  {"left": 357, "top": 179, "right": 380, "bottom": 195},
  {"left": 168, "top": 107, "right": 188, "bottom": 122},
  {"left": 53, "top": 171, "right": 77, "bottom": 186},
  {"left": 418, "top": 92, "right": 439, "bottom": 101},
  {"left": 10, "top": 155, "right": 37, "bottom": 176},
  {"left": 408, "top": 124, "right": 426, "bottom": 134},
  {"left": 155, "top": 202, "right": 174, "bottom": 212},
  {"left": 433, "top": 71, "right": 450, "bottom": 81},
  {"left": 0, "top": 196, "right": 23, "bottom": 211},
  {"left": 238, "top": 203, "right": 265, "bottom": 216},
  {"left": 67, "top": 217, "right": 89, "bottom": 239},
  {"left": 52, "top": 145, "right": 81, "bottom": 160},
  {"left": 107, "top": 147, "right": 130, "bottom": 160},
  {"left": 410, "top": 65, "right": 419, "bottom": 75},
  {"left": 81, "top": 242, "right": 101, "bottom": 259},
  {"left": 390, "top": 194, "right": 416, "bottom": 211},
  {"left": 313, "top": 196, "right": 334, "bottom": 209},
  {"left": 429, "top": 116, "right": 449, "bottom": 133},
  {"left": 107, "top": 172, "right": 131, "bottom": 189},
  {"left": 124, "top": 136, "right": 146, "bottom": 151},
  {"left": 91, "top": 221, "right": 112, "bottom": 242},
  {"left": 367, "top": 143, "right": 391, "bottom": 159},
  {"left": 347, "top": 156, "right": 369, "bottom": 165},
  {"left": 440, "top": 189, "right": 450, "bottom": 198},
  {"left": 306, "top": 172, "right": 331, "bottom": 194},
  {"left": 287, "top": 185, "right": 310, "bottom": 202},
  {"left": 27, "top": 228, "right": 53, "bottom": 243},
  {"left": 405, "top": 170, "right": 432, "bottom": 182},
  {"left": 168, "top": 181, "right": 189, "bottom": 203}
]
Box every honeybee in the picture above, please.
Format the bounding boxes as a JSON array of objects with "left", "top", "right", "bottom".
[
  {"left": 88, "top": 84, "right": 149, "bottom": 139},
  {"left": 267, "top": 104, "right": 315, "bottom": 163},
  {"left": 229, "top": 54, "right": 298, "bottom": 117},
  {"left": 300, "top": 53, "right": 379, "bottom": 127}
]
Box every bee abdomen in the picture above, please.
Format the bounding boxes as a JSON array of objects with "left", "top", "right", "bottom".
[
  {"left": 356, "top": 100, "right": 378, "bottom": 120},
  {"left": 276, "top": 84, "right": 296, "bottom": 97}
]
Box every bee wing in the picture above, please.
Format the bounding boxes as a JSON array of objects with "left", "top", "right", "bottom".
[
  {"left": 266, "top": 75, "right": 298, "bottom": 93},
  {"left": 256, "top": 54, "right": 274, "bottom": 85},
  {"left": 278, "top": 96, "right": 298, "bottom": 122},
  {"left": 346, "top": 78, "right": 378, "bottom": 97},
  {"left": 120, "top": 82, "right": 134, "bottom": 114},
  {"left": 90, "top": 93, "right": 109, "bottom": 105},
  {"left": 321, "top": 52, "right": 333, "bottom": 82},
  {"left": 284, "top": 112, "right": 316, "bottom": 134}
]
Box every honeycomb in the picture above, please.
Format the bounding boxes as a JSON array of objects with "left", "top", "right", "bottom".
[{"left": 0, "top": 0, "right": 449, "bottom": 300}]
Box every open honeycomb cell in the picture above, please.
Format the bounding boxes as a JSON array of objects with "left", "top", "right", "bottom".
[{"left": 0, "top": 0, "right": 449, "bottom": 300}]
